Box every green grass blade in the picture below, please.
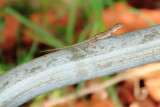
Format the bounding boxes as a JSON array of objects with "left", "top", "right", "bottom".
[
  {"left": 119, "top": 0, "right": 127, "bottom": 4},
  {"left": 89, "top": 0, "right": 104, "bottom": 36},
  {"left": 4, "top": 7, "right": 65, "bottom": 48},
  {"left": 0, "top": 18, "right": 5, "bottom": 32},
  {"left": 103, "top": 75, "right": 123, "bottom": 107},
  {"left": 81, "top": 0, "right": 91, "bottom": 19},
  {"left": 91, "top": 22, "right": 100, "bottom": 36},
  {"left": 19, "top": 40, "right": 38, "bottom": 64},
  {"left": 103, "top": 0, "right": 115, "bottom": 7},
  {"left": 78, "top": 24, "right": 91, "bottom": 42},
  {"left": 90, "top": 0, "right": 104, "bottom": 20},
  {"left": 107, "top": 85, "right": 123, "bottom": 107},
  {"left": 66, "top": 0, "right": 79, "bottom": 45},
  {"left": 40, "top": 0, "right": 51, "bottom": 11}
]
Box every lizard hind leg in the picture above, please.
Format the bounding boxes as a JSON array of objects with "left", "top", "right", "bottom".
[
  {"left": 87, "top": 42, "right": 96, "bottom": 47},
  {"left": 92, "top": 43, "right": 96, "bottom": 47}
]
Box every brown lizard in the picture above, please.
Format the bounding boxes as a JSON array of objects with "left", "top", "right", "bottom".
[{"left": 41, "top": 23, "right": 124, "bottom": 52}]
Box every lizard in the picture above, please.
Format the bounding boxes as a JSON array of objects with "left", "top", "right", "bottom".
[{"left": 41, "top": 23, "right": 124, "bottom": 52}]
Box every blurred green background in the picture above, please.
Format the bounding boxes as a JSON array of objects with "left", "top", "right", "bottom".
[{"left": 0, "top": 0, "right": 160, "bottom": 107}]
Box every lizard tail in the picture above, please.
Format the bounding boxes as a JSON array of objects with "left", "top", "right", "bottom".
[
  {"left": 40, "top": 48, "right": 61, "bottom": 52},
  {"left": 40, "top": 46, "right": 71, "bottom": 52},
  {"left": 40, "top": 39, "right": 91, "bottom": 52},
  {"left": 40, "top": 41, "right": 87, "bottom": 52}
]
